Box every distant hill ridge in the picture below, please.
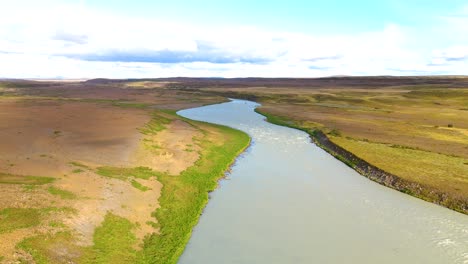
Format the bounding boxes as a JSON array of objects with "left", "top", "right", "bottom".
[
  {"left": 3, "top": 76, "right": 468, "bottom": 89},
  {"left": 84, "top": 76, "right": 468, "bottom": 88}
]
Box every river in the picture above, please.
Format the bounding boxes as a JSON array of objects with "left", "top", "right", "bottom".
[{"left": 177, "top": 99, "right": 468, "bottom": 264}]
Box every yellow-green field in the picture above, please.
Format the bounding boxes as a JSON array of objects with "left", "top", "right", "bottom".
[{"left": 330, "top": 136, "right": 468, "bottom": 198}]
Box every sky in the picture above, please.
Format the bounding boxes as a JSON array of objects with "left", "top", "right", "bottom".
[{"left": 0, "top": 0, "right": 467, "bottom": 78}]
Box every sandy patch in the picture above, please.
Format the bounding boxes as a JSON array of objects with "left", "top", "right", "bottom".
[
  {"left": 133, "top": 119, "right": 202, "bottom": 175},
  {"left": 0, "top": 229, "right": 35, "bottom": 263},
  {"left": 0, "top": 183, "right": 71, "bottom": 262},
  {"left": 60, "top": 169, "right": 162, "bottom": 246}
]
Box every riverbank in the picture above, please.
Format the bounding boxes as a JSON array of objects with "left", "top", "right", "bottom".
[
  {"left": 139, "top": 111, "right": 251, "bottom": 263},
  {"left": 255, "top": 108, "right": 468, "bottom": 215}
]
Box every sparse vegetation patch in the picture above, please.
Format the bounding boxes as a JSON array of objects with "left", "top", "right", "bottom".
[
  {"left": 48, "top": 186, "right": 77, "bottom": 199},
  {"left": 81, "top": 213, "right": 137, "bottom": 264},
  {"left": 0, "top": 173, "right": 55, "bottom": 185},
  {"left": 0, "top": 208, "right": 42, "bottom": 234}
]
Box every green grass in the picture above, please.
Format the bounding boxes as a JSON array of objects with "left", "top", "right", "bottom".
[
  {"left": 331, "top": 136, "right": 468, "bottom": 196},
  {"left": 48, "top": 221, "right": 66, "bottom": 228},
  {"left": 137, "top": 113, "right": 250, "bottom": 264},
  {"left": 138, "top": 112, "right": 171, "bottom": 135},
  {"left": 82, "top": 213, "right": 137, "bottom": 264},
  {"left": 111, "top": 101, "right": 149, "bottom": 109},
  {"left": 23, "top": 184, "right": 39, "bottom": 191},
  {"left": 72, "top": 169, "right": 84, "bottom": 174},
  {"left": 403, "top": 89, "right": 468, "bottom": 99},
  {"left": 17, "top": 232, "right": 81, "bottom": 264},
  {"left": 0, "top": 208, "right": 42, "bottom": 234},
  {"left": 69, "top": 161, "right": 90, "bottom": 169},
  {"left": 255, "top": 108, "right": 317, "bottom": 134},
  {"left": 0, "top": 173, "right": 55, "bottom": 185},
  {"left": 96, "top": 166, "right": 159, "bottom": 192},
  {"left": 96, "top": 166, "right": 162, "bottom": 180},
  {"left": 54, "top": 98, "right": 150, "bottom": 109},
  {"left": 131, "top": 180, "right": 152, "bottom": 192},
  {"left": 48, "top": 186, "right": 77, "bottom": 199}
]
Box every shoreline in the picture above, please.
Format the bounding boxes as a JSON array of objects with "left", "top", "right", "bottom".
[
  {"left": 139, "top": 109, "right": 252, "bottom": 264},
  {"left": 254, "top": 108, "right": 468, "bottom": 215}
]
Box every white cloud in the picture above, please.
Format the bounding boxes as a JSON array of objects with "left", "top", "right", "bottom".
[
  {"left": 0, "top": 2, "right": 467, "bottom": 78},
  {"left": 432, "top": 46, "right": 468, "bottom": 61}
]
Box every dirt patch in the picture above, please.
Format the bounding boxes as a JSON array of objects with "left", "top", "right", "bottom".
[
  {"left": 132, "top": 119, "right": 202, "bottom": 175},
  {"left": 62, "top": 169, "right": 162, "bottom": 246},
  {"left": 0, "top": 229, "right": 34, "bottom": 262}
]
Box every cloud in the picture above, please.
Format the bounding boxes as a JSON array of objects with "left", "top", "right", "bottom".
[
  {"left": 427, "top": 61, "right": 448, "bottom": 67},
  {"left": 429, "top": 46, "right": 468, "bottom": 67},
  {"left": 53, "top": 31, "right": 88, "bottom": 45},
  {"left": 439, "top": 46, "right": 468, "bottom": 60},
  {"left": 386, "top": 68, "right": 435, "bottom": 74},
  {"left": 308, "top": 65, "right": 332, "bottom": 70},
  {"left": 0, "top": 2, "right": 467, "bottom": 78},
  {"left": 0, "top": 50, "right": 22, "bottom": 55},
  {"left": 61, "top": 43, "right": 272, "bottom": 64},
  {"left": 302, "top": 55, "right": 342, "bottom": 62},
  {"left": 446, "top": 57, "right": 467, "bottom": 62}
]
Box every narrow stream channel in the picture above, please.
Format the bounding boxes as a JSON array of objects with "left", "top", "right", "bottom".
[{"left": 178, "top": 99, "right": 468, "bottom": 264}]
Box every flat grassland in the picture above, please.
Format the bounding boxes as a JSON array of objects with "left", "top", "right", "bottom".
[
  {"left": 191, "top": 77, "right": 468, "bottom": 213},
  {"left": 0, "top": 80, "right": 249, "bottom": 263}
]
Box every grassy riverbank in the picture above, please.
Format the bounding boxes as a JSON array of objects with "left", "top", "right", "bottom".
[
  {"left": 241, "top": 85, "right": 468, "bottom": 214},
  {"left": 138, "top": 111, "right": 250, "bottom": 263},
  {"left": 255, "top": 108, "right": 468, "bottom": 214}
]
